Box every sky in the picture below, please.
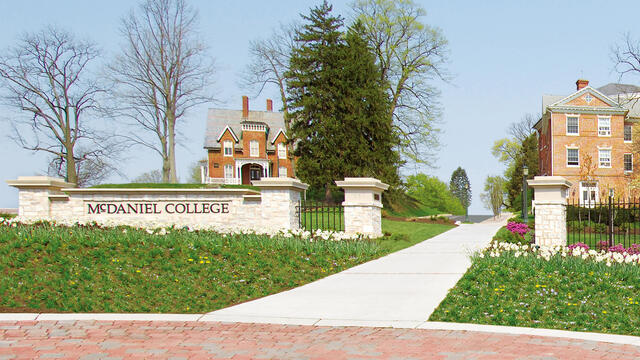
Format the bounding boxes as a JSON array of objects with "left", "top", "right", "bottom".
[{"left": 1, "top": 0, "right": 640, "bottom": 214}]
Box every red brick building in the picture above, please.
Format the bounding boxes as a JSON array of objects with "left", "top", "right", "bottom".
[
  {"left": 535, "top": 80, "right": 640, "bottom": 204},
  {"left": 203, "top": 96, "right": 293, "bottom": 185}
]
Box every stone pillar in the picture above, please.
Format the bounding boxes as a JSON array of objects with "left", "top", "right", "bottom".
[
  {"left": 253, "top": 177, "right": 309, "bottom": 231},
  {"left": 527, "top": 176, "right": 572, "bottom": 247},
  {"left": 336, "top": 177, "right": 389, "bottom": 237},
  {"left": 6, "top": 176, "right": 75, "bottom": 220}
]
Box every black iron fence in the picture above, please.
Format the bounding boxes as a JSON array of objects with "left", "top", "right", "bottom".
[
  {"left": 567, "top": 196, "right": 640, "bottom": 248},
  {"left": 296, "top": 200, "right": 344, "bottom": 232}
]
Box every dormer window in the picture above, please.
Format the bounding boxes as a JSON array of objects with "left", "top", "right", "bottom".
[
  {"left": 223, "top": 141, "right": 233, "bottom": 157},
  {"left": 250, "top": 140, "right": 259, "bottom": 157}
]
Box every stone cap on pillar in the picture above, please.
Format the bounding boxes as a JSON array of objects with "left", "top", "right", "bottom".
[
  {"left": 6, "top": 176, "right": 76, "bottom": 190},
  {"left": 252, "top": 177, "right": 309, "bottom": 192},
  {"left": 336, "top": 177, "right": 389, "bottom": 208},
  {"left": 527, "top": 176, "right": 572, "bottom": 202}
]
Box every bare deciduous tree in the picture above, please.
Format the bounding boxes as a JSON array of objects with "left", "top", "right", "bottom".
[
  {"left": 108, "top": 0, "right": 215, "bottom": 183},
  {"left": 0, "top": 27, "right": 112, "bottom": 185},
  {"left": 508, "top": 113, "right": 538, "bottom": 143},
  {"left": 241, "top": 22, "right": 297, "bottom": 131},
  {"left": 353, "top": 0, "right": 449, "bottom": 166}
]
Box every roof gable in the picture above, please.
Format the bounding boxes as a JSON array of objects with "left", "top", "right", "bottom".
[
  {"left": 216, "top": 125, "right": 239, "bottom": 143},
  {"left": 270, "top": 129, "right": 288, "bottom": 144},
  {"left": 550, "top": 86, "right": 618, "bottom": 108}
]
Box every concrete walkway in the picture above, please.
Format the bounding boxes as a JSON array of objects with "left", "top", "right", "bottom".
[{"left": 201, "top": 214, "right": 510, "bottom": 327}]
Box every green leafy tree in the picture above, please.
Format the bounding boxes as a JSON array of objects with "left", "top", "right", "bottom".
[
  {"left": 450, "top": 167, "right": 471, "bottom": 210},
  {"left": 406, "top": 174, "right": 464, "bottom": 215},
  {"left": 491, "top": 114, "right": 539, "bottom": 210},
  {"left": 352, "top": 0, "right": 448, "bottom": 167},
  {"left": 506, "top": 134, "right": 538, "bottom": 209},
  {"left": 481, "top": 175, "right": 505, "bottom": 217},
  {"left": 285, "top": 2, "right": 399, "bottom": 200}
]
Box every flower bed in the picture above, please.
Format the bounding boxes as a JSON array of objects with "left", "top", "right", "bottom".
[
  {"left": 430, "top": 238, "right": 640, "bottom": 336},
  {"left": 0, "top": 219, "right": 381, "bottom": 313},
  {"left": 1, "top": 216, "right": 368, "bottom": 241},
  {"left": 482, "top": 241, "right": 640, "bottom": 266}
]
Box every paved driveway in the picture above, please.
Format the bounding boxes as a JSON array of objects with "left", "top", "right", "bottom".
[{"left": 2, "top": 320, "right": 640, "bottom": 359}]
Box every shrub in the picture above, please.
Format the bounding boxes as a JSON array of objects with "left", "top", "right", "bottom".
[
  {"left": 567, "top": 220, "right": 585, "bottom": 232},
  {"left": 506, "top": 221, "right": 529, "bottom": 237},
  {"left": 493, "top": 226, "right": 528, "bottom": 245},
  {"left": 405, "top": 174, "right": 465, "bottom": 215},
  {"left": 592, "top": 223, "right": 607, "bottom": 233}
]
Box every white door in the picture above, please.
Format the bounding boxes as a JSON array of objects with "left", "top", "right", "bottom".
[{"left": 580, "top": 182, "right": 598, "bottom": 206}]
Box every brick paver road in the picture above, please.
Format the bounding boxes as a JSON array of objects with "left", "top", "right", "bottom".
[{"left": 1, "top": 321, "right": 639, "bottom": 359}]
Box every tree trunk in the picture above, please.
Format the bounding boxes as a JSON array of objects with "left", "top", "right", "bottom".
[
  {"left": 65, "top": 145, "right": 78, "bottom": 185},
  {"left": 167, "top": 115, "right": 177, "bottom": 183},
  {"left": 158, "top": 131, "right": 169, "bottom": 183},
  {"left": 325, "top": 183, "right": 332, "bottom": 204}
]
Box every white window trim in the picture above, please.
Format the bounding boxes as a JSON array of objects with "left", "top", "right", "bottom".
[
  {"left": 223, "top": 164, "right": 233, "bottom": 178},
  {"left": 624, "top": 153, "right": 633, "bottom": 173},
  {"left": 566, "top": 114, "right": 579, "bottom": 136},
  {"left": 624, "top": 124, "right": 632, "bottom": 143},
  {"left": 249, "top": 140, "right": 260, "bottom": 157},
  {"left": 598, "top": 148, "right": 612, "bottom": 168},
  {"left": 579, "top": 181, "right": 599, "bottom": 206},
  {"left": 279, "top": 166, "right": 287, "bottom": 177},
  {"left": 277, "top": 143, "right": 287, "bottom": 159},
  {"left": 223, "top": 141, "right": 233, "bottom": 157},
  {"left": 566, "top": 147, "right": 579, "bottom": 167},
  {"left": 598, "top": 116, "right": 611, "bottom": 137}
]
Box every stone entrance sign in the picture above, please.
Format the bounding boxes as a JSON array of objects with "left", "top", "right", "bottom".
[
  {"left": 8, "top": 175, "right": 389, "bottom": 236},
  {"left": 7, "top": 176, "right": 308, "bottom": 232}
]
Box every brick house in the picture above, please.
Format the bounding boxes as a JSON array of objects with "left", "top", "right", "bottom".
[
  {"left": 203, "top": 96, "right": 293, "bottom": 185},
  {"left": 535, "top": 79, "right": 640, "bottom": 204}
]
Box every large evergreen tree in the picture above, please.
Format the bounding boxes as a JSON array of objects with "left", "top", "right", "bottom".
[
  {"left": 450, "top": 167, "right": 471, "bottom": 210},
  {"left": 285, "top": 2, "right": 399, "bottom": 200}
]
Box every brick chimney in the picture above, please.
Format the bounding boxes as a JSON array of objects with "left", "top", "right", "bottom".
[
  {"left": 266, "top": 99, "right": 273, "bottom": 111},
  {"left": 576, "top": 79, "right": 589, "bottom": 91},
  {"left": 242, "top": 96, "right": 249, "bottom": 118}
]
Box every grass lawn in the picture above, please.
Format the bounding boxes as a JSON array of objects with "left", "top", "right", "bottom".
[
  {"left": 0, "top": 219, "right": 452, "bottom": 313},
  {"left": 379, "top": 219, "right": 454, "bottom": 253},
  {"left": 300, "top": 206, "right": 345, "bottom": 232},
  {"left": 92, "top": 183, "right": 260, "bottom": 191},
  {"left": 430, "top": 251, "right": 640, "bottom": 336}
]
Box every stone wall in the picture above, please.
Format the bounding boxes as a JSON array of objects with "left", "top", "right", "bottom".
[
  {"left": 8, "top": 176, "right": 390, "bottom": 237},
  {"left": 533, "top": 201, "right": 567, "bottom": 246},
  {"left": 7, "top": 176, "right": 307, "bottom": 233},
  {"left": 344, "top": 205, "right": 381, "bottom": 236}
]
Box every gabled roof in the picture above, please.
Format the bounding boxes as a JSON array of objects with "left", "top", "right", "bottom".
[
  {"left": 549, "top": 86, "right": 619, "bottom": 108},
  {"left": 270, "top": 128, "right": 288, "bottom": 144},
  {"left": 204, "top": 108, "right": 287, "bottom": 150},
  {"left": 542, "top": 86, "right": 627, "bottom": 116},
  {"left": 216, "top": 125, "right": 239, "bottom": 143}
]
